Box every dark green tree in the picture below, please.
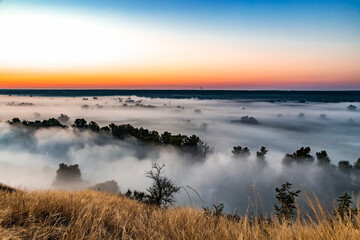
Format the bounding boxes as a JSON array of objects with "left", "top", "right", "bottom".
[
  {"left": 274, "top": 182, "right": 301, "bottom": 220},
  {"left": 160, "top": 131, "right": 172, "bottom": 144},
  {"left": 100, "top": 126, "right": 111, "bottom": 132},
  {"left": 316, "top": 150, "right": 331, "bottom": 165},
  {"left": 282, "top": 147, "right": 314, "bottom": 166},
  {"left": 41, "top": 118, "right": 63, "bottom": 128},
  {"left": 336, "top": 192, "right": 357, "bottom": 219},
  {"left": 88, "top": 121, "right": 100, "bottom": 132},
  {"left": 72, "top": 119, "right": 88, "bottom": 129},
  {"left": 338, "top": 161, "right": 352, "bottom": 171},
  {"left": 9, "top": 118, "right": 21, "bottom": 124},
  {"left": 232, "top": 146, "right": 250, "bottom": 159}
]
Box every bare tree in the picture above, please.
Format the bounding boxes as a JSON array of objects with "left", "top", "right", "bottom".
[{"left": 145, "top": 162, "right": 180, "bottom": 207}]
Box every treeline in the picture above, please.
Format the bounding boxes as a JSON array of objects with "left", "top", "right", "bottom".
[
  {"left": 231, "top": 144, "right": 360, "bottom": 203},
  {"left": 7, "top": 117, "right": 213, "bottom": 158},
  {"left": 8, "top": 117, "right": 67, "bottom": 128},
  {"left": 231, "top": 145, "right": 360, "bottom": 172}
]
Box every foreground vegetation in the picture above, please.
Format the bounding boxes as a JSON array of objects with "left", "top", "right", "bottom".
[{"left": 0, "top": 185, "right": 359, "bottom": 240}]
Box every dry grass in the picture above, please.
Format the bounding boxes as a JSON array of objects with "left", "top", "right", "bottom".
[{"left": 0, "top": 186, "right": 359, "bottom": 239}]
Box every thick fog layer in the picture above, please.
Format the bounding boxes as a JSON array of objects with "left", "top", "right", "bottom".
[{"left": 0, "top": 95, "right": 359, "bottom": 214}]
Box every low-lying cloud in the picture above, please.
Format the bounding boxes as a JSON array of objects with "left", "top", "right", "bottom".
[{"left": 0, "top": 95, "right": 359, "bottom": 214}]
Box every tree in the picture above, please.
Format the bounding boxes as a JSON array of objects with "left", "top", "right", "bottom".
[
  {"left": 316, "top": 150, "right": 331, "bottom": 165},
  {"left": 274, "top": 182, "right": 301, "bottom": 220},
  {"left": 41, "top": 118, "right": 64, "bottom": 128},
  {"left": 53, "top": 163, "right": 82, "bottom": 188},
  {"left": 57, "top": 114, "right": 70, "bottom": 124},
  {"left": 353, "top": 158, "right": 360, "bottom": 170},
  {"left": 145, "top": 162, "right": 180, "bottom": 207},
  {"left": 88, "top": 121, "right": 100, "bottom": 132},
  {"left": 9, "top": 118, "right": 65, "bottom": 128},
  {"left": 160, "top": 131, "right": 172, "bottom": 144},
  {"left": 232, "top": 146, "right": 250, "bottom": 159},
  {"left": 336, "top": 192, "right": 356, "bottom": 219},
  {"left": 72, "top": 119, "right": 88, "bottom": 129},
  {"left": 8, "top": 118, "right": 21, "bottom": 124},
  {"left": 256, "top": 146, "right": 268, "bottom": 165},
  {"left": 282, "top": 147, "right": 314, "bottom": 166},
  {"left": 338, "top": 161, "right": 352, "bottom": 171},
  {"left": 100, "top": 126, "right": 111, "bottom": 132}
]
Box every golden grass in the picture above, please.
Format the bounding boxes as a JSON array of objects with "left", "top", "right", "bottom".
[{"left": 0, "top": 187, "right": 359, "bottom": 240}]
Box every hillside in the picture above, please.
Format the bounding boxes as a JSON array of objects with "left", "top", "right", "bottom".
[{"left": 0, "top": 184, "right": 359, "bottom": 239}]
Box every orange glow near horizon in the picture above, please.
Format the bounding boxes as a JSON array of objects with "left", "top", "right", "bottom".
[
  {"left": 0, "top": 5, "right": 359, "bottom": 90},
  {"left": 1, "top": 68, "right": 359, "bottom": 89}
]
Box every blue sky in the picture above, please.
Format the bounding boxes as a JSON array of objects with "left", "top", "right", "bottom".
[{"left": 4, "top": 0, "right": 359, "bottom": 41}]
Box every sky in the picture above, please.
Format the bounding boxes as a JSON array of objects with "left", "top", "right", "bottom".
[{"left": 0, "top": 0, "right": 359, "bottom": 89}]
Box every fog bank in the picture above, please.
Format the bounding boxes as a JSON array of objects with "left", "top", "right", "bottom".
[{"left": 0, "top": 95, "right": 359, "bottom": 214}]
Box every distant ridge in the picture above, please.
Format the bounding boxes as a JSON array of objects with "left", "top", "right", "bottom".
[{"left": 0, "top": 89, "right": 359, "bottom": 102}]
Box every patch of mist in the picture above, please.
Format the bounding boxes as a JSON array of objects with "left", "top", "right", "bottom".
[{"left": 0, "top": 95, "right": 359, "bottom": 213}]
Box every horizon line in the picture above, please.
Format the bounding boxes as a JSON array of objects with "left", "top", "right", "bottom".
[{"left": 1, "top": 88, "right": 360, "bottom": 91}]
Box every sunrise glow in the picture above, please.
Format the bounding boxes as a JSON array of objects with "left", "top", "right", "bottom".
[{"left": 0, "top": 0, "right": 359, "bottom": 89}]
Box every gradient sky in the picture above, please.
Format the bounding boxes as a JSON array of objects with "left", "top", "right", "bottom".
[{"left": 0, "top": 0, "right": 359, "bottom": 89}]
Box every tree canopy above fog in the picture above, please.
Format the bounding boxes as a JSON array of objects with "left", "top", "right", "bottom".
[{"left": 7, "top": 117, "right": 213, "bottom": 159}]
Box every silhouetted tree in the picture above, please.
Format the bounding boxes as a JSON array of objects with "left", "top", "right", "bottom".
[
  {"left": 88, "top": 121, "right": 100, "bottom": 132},
  {"left": 145, "top": 162, "right": 180, "bottom": 207},
  {"left": 231, "top": 116, "right": 258, "bottom": 124},
  {"left": 160, "top": 131, "right": 172, "bottom": 144},
  {"left": 8, "top": 118, "right": 21, "bottom": 124},
  {"left": 240, "top": 116, "right": 258, "bottom": 124},
  {"left": 40, "top": 118, "right": 64, "bottom": 128},
  {"left": 282, "top": 147, "right": 314, "bottom": 166},
  {"left": 232, "top": 146, "right": 250, "bottom": 159},
  {"left": 10, "top": 118, "right": 66, "bottom": 129},
  {"left": 316, "top": 150, "right": 331, "bottom": 165},
  {"left": 256, "top": 146, "right": 268, "bottom": 165},
  {"left": 11, "top": 117, "right": 212, "bottom": 159},
  {"left": 353, "top": 158, "right": 360, "bottom": 170},
  {"left": 338, "top": 161, "right": 352, "bottom": 171},
  {"left": 274, "top": 182, "right": 301, "bottom": 221},
  {"left": 109, "top": 123, "right": 211, "bottom": 158},
  {"left": 72, "top": 119, "right": 88, "bottom": 129},
  {"left": 100, "top": 126, "right": 111, "bottom": 132}
]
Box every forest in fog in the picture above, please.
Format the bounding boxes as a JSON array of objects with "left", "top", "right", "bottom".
[{"left": 0, "top": 95, "right": 359, "bottom": 214}]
